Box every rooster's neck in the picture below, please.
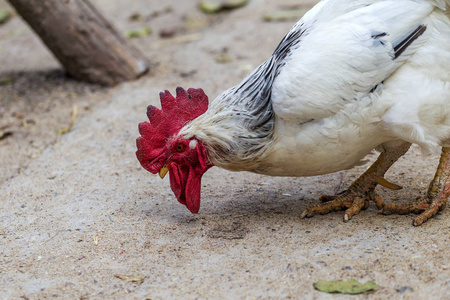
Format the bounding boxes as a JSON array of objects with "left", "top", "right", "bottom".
[
  {"left": 178, "top": 24, "right": 311, "bottom": 170},
  {"left": 178, "top": 89, "right": 276, "bottom": 171}
]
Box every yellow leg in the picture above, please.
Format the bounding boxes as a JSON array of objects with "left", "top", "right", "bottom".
[
  {"left": 301, "top": 143, "right": 411, "bottom": 222},
  {"left": 382, "top": 147, "right": 450, "bottom": 226}
]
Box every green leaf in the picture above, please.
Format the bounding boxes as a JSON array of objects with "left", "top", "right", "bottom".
[
  {"left": 199, "top": 0, "right": 249, "bottom": 14},
  {"left": 0, "top": 77, "right": 13, "bottom": 85},
  {"left": 0, "top": 9, "right": 11, "bottom": 24},
  {"left": 199, "top": 1, "right": 222, "bottom": 13},
  {"left": 223, "top": 0, "right": 250, "bottom": 9},
  {"left": 314, "top": 279, "right": 378, "bottom": 294},
  {"left": 126, "top": 27, "right": 152, "bottom": 38}
]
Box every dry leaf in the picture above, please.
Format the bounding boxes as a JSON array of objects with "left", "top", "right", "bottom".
[
  {"left": 58, "top": 105, "right": 78, "bottom": 135},
  {"left": 114, "top": 274, "right": 144, "bottom": 283}
]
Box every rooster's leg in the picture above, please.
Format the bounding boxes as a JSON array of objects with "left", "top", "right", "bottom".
[
  {"left": 301, "top": 142, "right": 411, "bottom": 222},
  {"left": 381, "top": 147, "right": 449, "bottom": 226}
]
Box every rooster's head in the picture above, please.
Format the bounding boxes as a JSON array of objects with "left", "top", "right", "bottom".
[{"left": 136, "top": 87, "right": 212, "bottom": 213}]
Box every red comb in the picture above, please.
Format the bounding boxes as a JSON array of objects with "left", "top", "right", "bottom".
[{"left": 136, "top": 87, "right": 209, "bottom": 173}]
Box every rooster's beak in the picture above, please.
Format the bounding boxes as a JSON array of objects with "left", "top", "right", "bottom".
[{"left": 159, "top": 166, "right": 169, "bottom": 179}]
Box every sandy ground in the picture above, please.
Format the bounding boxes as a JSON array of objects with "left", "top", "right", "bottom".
[{"left": 0, "top": 0, "right": 449, "bottom": 299}]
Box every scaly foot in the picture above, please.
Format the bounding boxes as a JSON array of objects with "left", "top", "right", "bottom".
[
  {"left": 381, "top": 147, "right": 450, "bottom": 226},
  {"left": 301, "top": 189, "right": 385, "bottom": 222},
  {"left": 382, "top": 195, "right": 447, "bottom": 226},
  {"left": 301, "top": 142, "right": 411, "bottom": 222}
]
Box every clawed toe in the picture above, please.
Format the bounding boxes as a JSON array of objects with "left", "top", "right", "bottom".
[
  {"left": 301, "top": 146, "right": 449, "bottom": 226},
  {"left": 343, "top": 197, "right": 369, "bottom": 222},
  {"left": 381, "top": 198, "right": 429, "bottom": 215},
  {"left": 301, "top": 191, "right": 379, "bottom": 222},
  {"left": 381, "top": 195, "right": 447, "bottom": 226},
  {"left": 301, "top": 143, "right": 410, "bottom": 223}
]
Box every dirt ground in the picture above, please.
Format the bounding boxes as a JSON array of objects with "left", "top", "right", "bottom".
[{"left": 0, "top": 0, "right": 449, "bottom": 299}]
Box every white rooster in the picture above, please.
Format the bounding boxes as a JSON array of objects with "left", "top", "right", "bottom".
[{"left": 137, "top": 0, "right": 450, "bottom": 226}]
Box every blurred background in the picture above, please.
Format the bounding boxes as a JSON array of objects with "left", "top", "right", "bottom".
[
  {"left": 0, "top": 0, "right": 316, "bottom": 183},
  {"left": 1, "top": 2, "right": 448, "bottom": 299}
]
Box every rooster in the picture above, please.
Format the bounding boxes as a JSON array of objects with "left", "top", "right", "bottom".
[{"left": 136, "top": 0, "right": 450, "bottom": 226}]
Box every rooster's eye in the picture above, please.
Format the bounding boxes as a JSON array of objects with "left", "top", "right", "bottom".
[{"left": 176, "top": 144, "right": 185, "bottom": 152}]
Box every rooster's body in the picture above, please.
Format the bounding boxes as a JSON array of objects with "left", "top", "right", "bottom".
[{"left": 137, "top": 0, "right": 450, "bottom": 225}]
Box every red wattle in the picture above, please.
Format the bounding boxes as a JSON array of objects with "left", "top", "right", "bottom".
[{"left": 185, "top": 170, "right": 203, "bottom": 214}]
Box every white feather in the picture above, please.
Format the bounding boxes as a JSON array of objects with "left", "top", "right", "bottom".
[
  {"left": 272, "top": 0, "right": 434, "bottom": 121},
  {"left": 180, "top": 0, "right": 450, "bottom": 176}
]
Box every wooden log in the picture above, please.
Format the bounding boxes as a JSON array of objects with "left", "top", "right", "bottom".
[{"left": 7, "top": 0, "right": 149, "bottom": 86}]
